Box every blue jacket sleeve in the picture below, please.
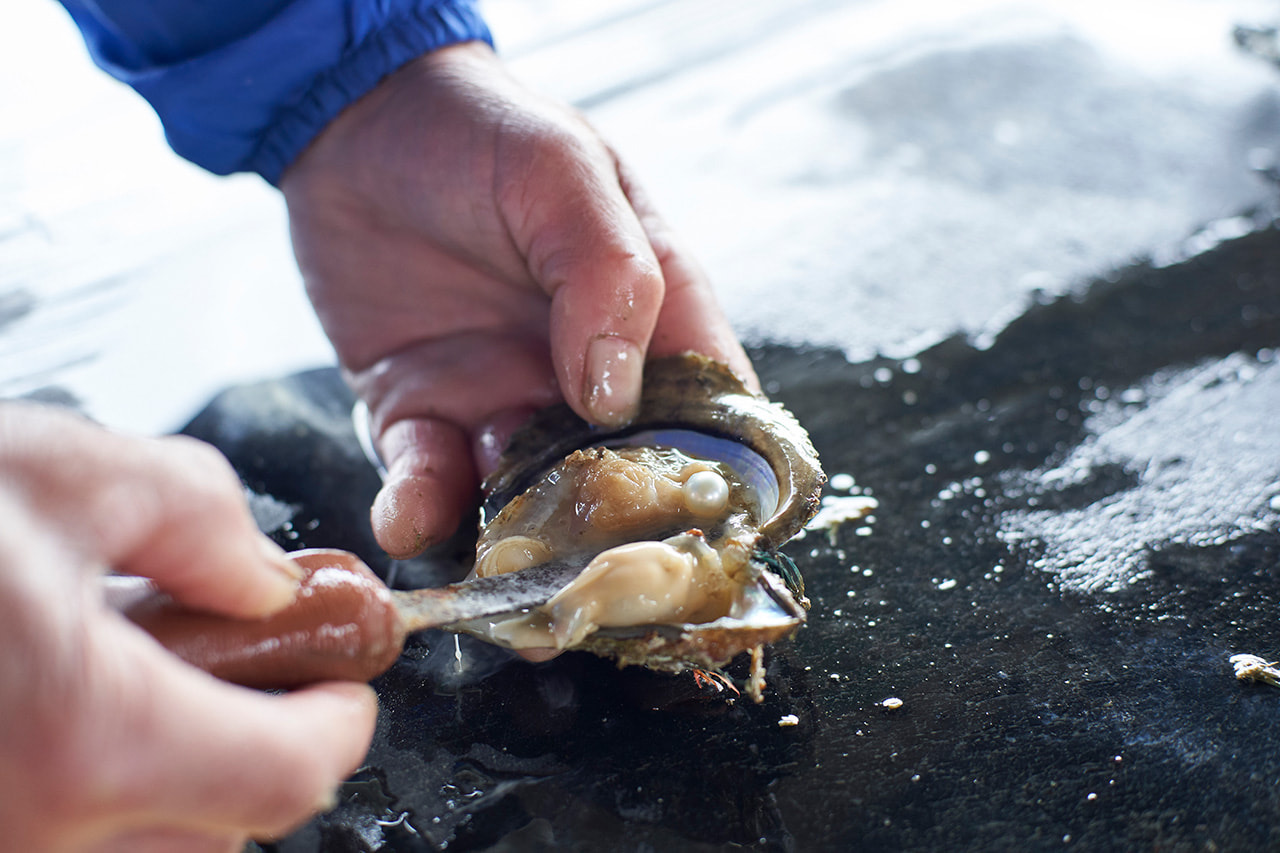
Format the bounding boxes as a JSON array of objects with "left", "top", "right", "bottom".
[{"left": 57, "top": 0, "right": 493, "bottom": 184}]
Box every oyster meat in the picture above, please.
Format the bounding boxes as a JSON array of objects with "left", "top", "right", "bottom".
[{"left": 453, "top": 354, "right": 825, "bottom": 697}]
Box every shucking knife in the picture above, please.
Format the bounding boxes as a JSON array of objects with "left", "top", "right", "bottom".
[{"left": 112, "top": 549, "right": 579, "bottom": 689}]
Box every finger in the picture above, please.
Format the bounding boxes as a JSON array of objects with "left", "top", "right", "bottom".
[
  {"left": 349, "top": 332, "right": 561, "bottom": 556},
  {"left": 294, "top": 221, "right": 552, "bottom": 375},
  {"left": 110, "top": 435, "right": 305, "bottom": 617},
  {"left": 351, "top": 330, "right": 559, "bottom": 434},
  {"left": 471, "top": 405, "right": 540, "bottom": 480},
  {"left": 509, "top": 127, "right": 665, "bottom": 427},
  {"left": 517, "top": 648, "right": 562, "bottom": 663},
  {"left": 369, "top": 418, "right": 477, "bottom": 558},
  {"left": 615, "top": 160, "right": 760, "bottom": 392},
  {"left": 0, "top": 405, "right": 300, "bottom": 618},
  {"left": 103, "top": 629, "right": 376, "bottom": 838},
  {"left": 90, "top": 829, "right": 243, "bottom": 853}
]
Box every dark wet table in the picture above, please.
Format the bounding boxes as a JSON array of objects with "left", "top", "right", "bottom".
[{"left": 7, "top": 1, "right": 1280, "bottom": 850}]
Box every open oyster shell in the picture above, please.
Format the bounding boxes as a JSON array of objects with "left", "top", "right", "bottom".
[{"left": 454, "top": 354, "right": 825, "bottom": 696}]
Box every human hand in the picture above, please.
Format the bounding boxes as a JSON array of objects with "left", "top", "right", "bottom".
[
  {"left": 0, "top": 405, "right": 377, "bottom": 852},
  {"left": 280, "top": 41, "right": 758, "bottom": 559}
]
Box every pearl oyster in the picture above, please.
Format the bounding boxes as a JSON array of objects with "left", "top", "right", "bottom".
[{"left": 454, "top": 354, "right": 825, "bottom": 698}]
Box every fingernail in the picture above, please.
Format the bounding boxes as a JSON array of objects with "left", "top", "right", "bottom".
[
  {"left": 585, "top": 337, "right": 643, "bottom": 427},
  {"left": 258, "top": 535, "right": 305, "bottom": 582}
]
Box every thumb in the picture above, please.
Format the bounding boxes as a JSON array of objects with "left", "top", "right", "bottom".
[
  {"left": 514, "top": 136, "right": 664, "bottom": 427},
  {"left": 98, "top": 625, "right": 377, "bottom": 840}
]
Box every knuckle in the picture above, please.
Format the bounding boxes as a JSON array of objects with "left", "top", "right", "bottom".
[{"left": 523, "top": 112, "right": 609, "bottom": 175}]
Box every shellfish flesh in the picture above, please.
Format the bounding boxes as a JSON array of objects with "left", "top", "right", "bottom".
[{"left": 452, "top": 354, "right": 825, "bottom": 699}]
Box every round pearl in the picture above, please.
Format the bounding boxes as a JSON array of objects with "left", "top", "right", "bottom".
[{"left": 683, "top": 469, "right": 730, "bottom": 516}]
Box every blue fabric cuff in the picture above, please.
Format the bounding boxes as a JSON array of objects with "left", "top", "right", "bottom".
[{"left": 65, "top": 0, "right": 492, "bottom": 184}]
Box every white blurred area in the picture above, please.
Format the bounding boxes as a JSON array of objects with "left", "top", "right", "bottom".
[
  {"left": 3, "top": 0, "right": 1278, "bottom": 435},
  {"left": 1, "top": 4, "right": 326, "bottom": 435}
]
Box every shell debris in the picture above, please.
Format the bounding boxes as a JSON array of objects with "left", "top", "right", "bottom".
[
  {"left": 777, "top": 714, "right": 801, "bottom": 727},
  {"left": 801, "top": 494, "right": 879, "bottom": 544},
  {"left": 747, "top": 645, "right": 767, "bottom": 703},
  {"left": 1230, "top": 653, "right": 1280, "bottom": 687}
]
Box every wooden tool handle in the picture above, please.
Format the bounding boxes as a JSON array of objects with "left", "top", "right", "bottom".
[{"left": 117, "top": 549, "right": 405, "bottom": 689}]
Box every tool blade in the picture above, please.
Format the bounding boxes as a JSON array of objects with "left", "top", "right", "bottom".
[{"left": 392, "top": 561, "right": 582, "bottom": 633}]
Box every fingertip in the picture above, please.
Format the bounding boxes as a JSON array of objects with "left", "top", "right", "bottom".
[
  {"left": 371, "top": 476, "right": 436, "bottom": 559},
  {"left": 259, "top": 536, "right": 306, "bottom": 581},
  {"left": 244, "top": 682, "right": 379, "bottom": 836},
  {"left": 296, "top": 681, "right": 380, "bottom": 740},
  {"left": 371, "top": 472, "right": 473, "bottom": 559},
  {"left": 279, "top": 682, "right": 379, "bottom": 791},
  {"left": 152, "top": 533, "right": 303, "bottom": 620},
  {"left": 241, "top": 536, "right": 305, "bottom": 617}
]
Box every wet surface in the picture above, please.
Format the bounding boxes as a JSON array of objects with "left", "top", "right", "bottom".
[
  {"left": 6, "top": 0, "right": 1280, "bottom": 850},
  {"left": 185, "top": 219, "right": 1280, "bottom": 851}
]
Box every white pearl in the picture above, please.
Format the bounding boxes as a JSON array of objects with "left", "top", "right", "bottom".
[{"left": 683, "top": 469, "right": 730, "bottom": 516}]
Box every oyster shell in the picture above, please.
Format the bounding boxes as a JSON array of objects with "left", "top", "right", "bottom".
[{"left": 453, "top": 354, "right": 825, "bottom": 697}]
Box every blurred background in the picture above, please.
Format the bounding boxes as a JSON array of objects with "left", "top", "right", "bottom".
[{"left": 5, "top": 0, "right": 1279, "bottom": 434}]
